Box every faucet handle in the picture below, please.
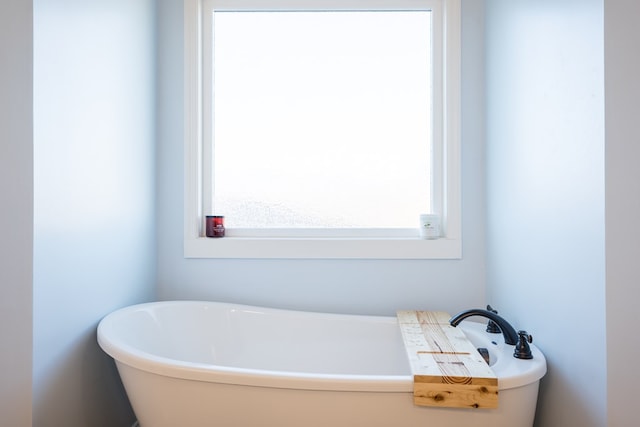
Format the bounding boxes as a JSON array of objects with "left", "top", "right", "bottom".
[
  {"left": 514, "top": 330, "right": 534, "bottom": 359},
  {"left": 485, "top": 305, "right": 501, "bottom": 334}
]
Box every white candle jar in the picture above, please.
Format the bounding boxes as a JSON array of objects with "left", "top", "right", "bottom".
[{"left": 419, "top": 214, "right": 441, "bottom": 239}]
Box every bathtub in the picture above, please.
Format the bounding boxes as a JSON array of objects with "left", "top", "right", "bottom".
[{"left": 97, "top": 301, "right": 546, "bottom": 427}]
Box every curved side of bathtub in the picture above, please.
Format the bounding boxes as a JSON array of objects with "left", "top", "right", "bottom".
[
  {"left": 97, "top": 301, "right": 414, "bottom": 392},
  {"left": 97, "top": 301, "right": 547, "bottom": 427}
]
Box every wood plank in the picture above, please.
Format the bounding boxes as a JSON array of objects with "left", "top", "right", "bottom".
[
  {"left": 413, "top": 382, "right": 498, "bottom": 409},
  {"left": 397, "top": 310, "right": 498, "bottom": 409}
]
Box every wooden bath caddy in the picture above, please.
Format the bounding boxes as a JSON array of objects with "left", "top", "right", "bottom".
[{"left": 396, "top": 310, "right": 498, "bottom": 409}]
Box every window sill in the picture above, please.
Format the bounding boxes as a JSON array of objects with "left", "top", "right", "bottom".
[{"left": 184, "top": 236, "right": 461, "bottom": 259}]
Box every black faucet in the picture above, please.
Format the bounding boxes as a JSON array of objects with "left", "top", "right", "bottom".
[{"left": 449, "top": 308, "right": 519, "bottom": 345}]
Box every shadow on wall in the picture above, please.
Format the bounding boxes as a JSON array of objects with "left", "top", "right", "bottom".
[{"left": 34, "top": 325, "right": 135, "bottom": 427}]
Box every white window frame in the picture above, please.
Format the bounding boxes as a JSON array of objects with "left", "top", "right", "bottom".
[{"left": 184, "top": 0, "right": 461, "bottom": 259}]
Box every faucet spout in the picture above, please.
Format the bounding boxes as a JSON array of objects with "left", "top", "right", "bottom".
[{"left": 449, "top": 308, "right": 519, "bottom": 345}]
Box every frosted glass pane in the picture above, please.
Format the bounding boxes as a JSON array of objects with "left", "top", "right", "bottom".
[{"left": 213, "top": 11, "right": 432, "bottom": 228}]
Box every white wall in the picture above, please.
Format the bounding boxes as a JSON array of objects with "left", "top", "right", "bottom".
[
  {"left": 5, "top": 1, "right": 636, "bottom": 425},
  {"left": 0, "top": 1, "right": 34, "bottom": 426},
  {"left": 32, "top": 0, "right": 157, "bottom": 425},
  {"left": 156, "top": 0, "right": 487, "bottom": 317},
  {"left": 605, "top": 0, "right": 640, "bottom": 425},
  {"left": 485, "top": 1, "right": 606, "bottom": 426}
]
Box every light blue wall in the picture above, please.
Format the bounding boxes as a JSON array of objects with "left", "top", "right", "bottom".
[
  {"left": 605, "top": 0, "right": 640, "bottom": 425},
  {"left": 32, "top": 0, "right": 156, "bottom": 425},
  {"left": 485, "top": 1, "right": 606, "bottom": 426},
  {"left": 156, "top": 0, "right": 488, "bottom": 317},
  {"left": 0, "top": 1, "right": 34, "bottom": 425}
]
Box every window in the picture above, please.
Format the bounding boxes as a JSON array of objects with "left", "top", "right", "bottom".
[{"left": 185, "top": 0, "right": 461, "bottom": 259}]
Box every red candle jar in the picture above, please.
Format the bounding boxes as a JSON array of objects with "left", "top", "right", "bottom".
[{"left": 205, "top": 215, "right": 225, "bottom": 238}]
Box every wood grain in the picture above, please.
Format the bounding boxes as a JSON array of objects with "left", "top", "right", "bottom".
[{"left": 397, "top": 310, "right": 498, "bottom": 409}]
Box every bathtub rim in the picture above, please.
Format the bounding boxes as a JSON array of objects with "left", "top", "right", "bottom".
[{"left": 97, "top": 300, "right": 547, "bottom": 393}]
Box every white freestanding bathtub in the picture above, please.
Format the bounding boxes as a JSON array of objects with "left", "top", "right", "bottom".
[{"left": 97, "top": 301, "right": 546, "bottom": 427}]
